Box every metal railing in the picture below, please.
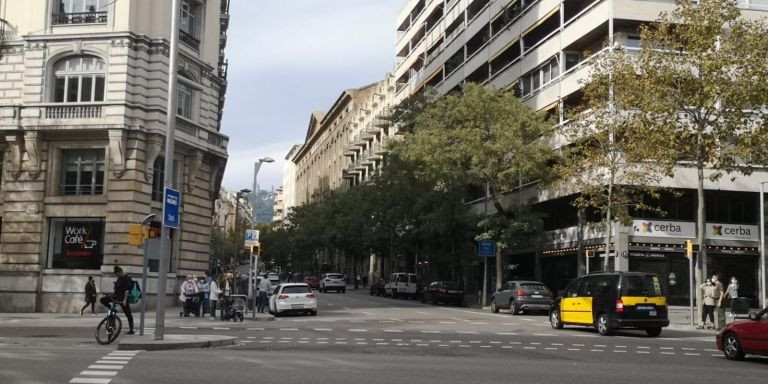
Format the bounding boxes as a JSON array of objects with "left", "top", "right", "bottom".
[
  {"left": 52, "top": 11, "right": 107, "bottom": 25},
  {"left": 179, "top": 29, "right": 200, "bottom": 50}
]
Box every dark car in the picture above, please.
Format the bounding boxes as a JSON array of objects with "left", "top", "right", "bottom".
[
  {"left": 370, "top": 278, "right": 387, "bottom": 296},
  {"left": 717, "top": 308, "right": 768, "bottom": 360},
  {"left": 491, "top": 280, "right": 553, "bottom": 315},
  {"left": 303, "top": 276, "right": 319, "bottom": 289},
  {"left": 421, "top": 281, "right": 464, "bottom": 306},
  {"left": 549, "top": 272, "right": 670, "bottom": 336}
]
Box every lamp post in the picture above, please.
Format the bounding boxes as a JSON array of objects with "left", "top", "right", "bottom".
[
  {"left": 251, "top": 157, "right": 275, "bottom": 223},
  {"left": 233, "top": 188, "right": 251, "bottom": 275},
  {"left": 760, "top": 181, "right": 767, "bottom": 309}
]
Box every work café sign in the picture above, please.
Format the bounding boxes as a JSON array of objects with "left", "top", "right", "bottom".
[{"left": 62, "top": 221, "right": 101, "bottom": 258}]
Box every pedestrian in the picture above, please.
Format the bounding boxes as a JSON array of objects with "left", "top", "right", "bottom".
[
  {"left": 180, "top": 275, "right": 199, "bottom": 317},
  {"left": 200, "top": 272, "right": 211, "bottom": 317},
  {"left": 362, "top": 275, "right": 368, "bottom": 288},
  {"left": 726, "top": 276, "right": 739, "bottom": 317},
  {"left": 80, "top": 276, "right": 97, "bottom": 315},
  {"left": 257, "top": 273, "right": 271, "bottom": 313},
  {"left": 99, "top": 266, "right": 135, "bottom": 335},
  {"left": 223, "top": 273, "right": 233, "bottom": 297},
  {"left": 355, "top": 274, "right": 360, "bottom": 289},
  {"left": 698, "top": 279, "right": 716, "bottom": 329},
  {"left": 209, "top": 277, "right": 222, "bottom": 319},
  {"left": 713, "top": 274, "right": 725, "bottom": 330}
]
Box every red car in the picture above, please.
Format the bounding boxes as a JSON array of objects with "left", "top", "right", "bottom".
[
  {"left": 303, "top": 276, "right": 319, "bottom": 290},
  {"left": 716, "top": 308, "right": 768, "bottom": 360}
]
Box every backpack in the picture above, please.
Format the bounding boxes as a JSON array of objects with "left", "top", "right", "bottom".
[{"left": 128, "top": 281, "right": 142, "bottom": 304}]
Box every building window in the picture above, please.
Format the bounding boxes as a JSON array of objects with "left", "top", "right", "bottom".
[
  {"left": 177, "top": 81, "right": 194, "bottom": 119},
  {"left": 47, "top": 218, "right": 105, "bottom": 270},
  {"left": 179, "top": 0, "right": 201, "bottom": 50},
  {"left": 53, "top": 55, "right": 106, "bottom": 103},
  {"left": 53, "top": 0, "right": 108, "bottom": 25},
  {"left": 151, "top": 156, "right": 165, "bottom": 202},
  {"left": 59, "top": 149, "right": 105, "bottom": 195}
]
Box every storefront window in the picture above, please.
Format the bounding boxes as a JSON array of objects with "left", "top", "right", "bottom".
[{"left": 47, "top": 218, "right": 104, "bottom": 269}]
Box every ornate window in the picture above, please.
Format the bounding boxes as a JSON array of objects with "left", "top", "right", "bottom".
[
  {"left": 53, "top": 55, "right": 106, "bottom": 103},
  {"left": 59, "top": 149, "right": 105, "bottom": 196},
  {"left": 53, "top": 0, "right": 108, "bottom": 25},
  {"left": 177, "top": 82, "right": 194, "bottom": 119},
  {"left": 179, "top": 0, "right": 201, "bottom": 50}
]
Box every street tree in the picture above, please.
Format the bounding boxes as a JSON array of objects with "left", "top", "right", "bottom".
[
  {"left": 554, "top": 48, "right": 676, "bottom": 272},
  {"left": 608, "top": 0, "right": 768, "bottom": 314},
  {"left": 398, "top": 83, "right": 553, "bottom": 289}
]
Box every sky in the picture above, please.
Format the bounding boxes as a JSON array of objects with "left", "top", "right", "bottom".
[{"left": 220, "top": 0, "right": 404, "bottom": 192}]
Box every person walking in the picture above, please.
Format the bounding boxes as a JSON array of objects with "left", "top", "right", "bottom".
[
  {"left": 698, "top": 279, "right": 717, "bottom": 329},
  {"left": 80, "top": 276, "right": 97, "bottom": 315},
  {"left": 209, "top": 277, "right": 222, "bottom": 319},
  {"left": 726, "top": 276, "right": 739, "bottom": 317},
  {"left": 257, "top": 273, "right": 271, "bottom": 313},
  {"left": 713, "top": 274, "right": 726, "bottom": 330},
  {"left": 362, "top": 275, "right": 368, "bottom": 288},
  {"left": 99, "top": 266, "right": 135, "bottom": 335},
  {"left": 180, "top": 275, "right": 199, "bottom": 317}
]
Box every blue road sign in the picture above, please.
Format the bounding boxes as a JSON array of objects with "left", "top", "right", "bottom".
[
  {"left": 478, "top": 240, "right": 496, "bottom": 257},
  {"left": 162, "top": 187, "right": 180, "bottom": 229}
]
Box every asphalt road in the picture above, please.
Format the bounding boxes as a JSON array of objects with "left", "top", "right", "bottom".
[{"left": 1, "top": 288, "right": 765, "bottom": 384}]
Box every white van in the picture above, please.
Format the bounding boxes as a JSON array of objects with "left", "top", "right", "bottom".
[{"left": 385, "top": 273, "right": 418, "bottom": 299}]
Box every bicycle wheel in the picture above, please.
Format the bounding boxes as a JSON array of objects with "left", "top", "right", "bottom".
[{"left": 95, "top": 315, "right": 123, "bottom": 345}]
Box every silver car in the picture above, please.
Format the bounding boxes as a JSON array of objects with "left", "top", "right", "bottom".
[{"left": 319, "top": 273, "right": 346, "bottom": 293}]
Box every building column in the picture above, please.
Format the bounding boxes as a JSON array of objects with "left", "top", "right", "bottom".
[{"left": 614, "top": 223, "right": 631, "bottom": 271}]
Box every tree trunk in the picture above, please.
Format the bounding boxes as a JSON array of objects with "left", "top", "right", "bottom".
[
  {"left": 577, "top": 209, "right": 585, "bottom": 276},
  {"left": 496, "top": 245, "right": 503, "bottom": 290},
  {"left": 604, "top": 178, "right": 613, "bottom": 272},
  {"left": 695, "top": 163, "right": 706, "bottom": 325}
]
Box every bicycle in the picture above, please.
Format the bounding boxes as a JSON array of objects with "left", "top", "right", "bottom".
[{"left": 95, "top": 294, "right": 123, "bottom": 345}]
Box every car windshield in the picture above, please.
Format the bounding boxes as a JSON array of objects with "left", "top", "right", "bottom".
[
  {"left": 622, "top": 274, "right": 664, "bottom": 296},
  {"left": 521, "top": 283, "right": 548, "bottom": 291},
  {"left": 282, "top": 286, "right": 312, "bottom": 294},
  {"left": 327, "top": 274, "right": 343, "bottom": 279}
]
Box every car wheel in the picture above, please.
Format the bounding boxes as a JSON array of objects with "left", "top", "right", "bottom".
[
  {"left": 490, "top": 299, "right": 499, "bottom": 313},
  {"left": 645, "top": 327, "right": 662, "bottom": 337},
  {"left": 723, "top": 332, "right": 745, "bottom": 361},
  {"left": 311, "top": 310, "right": 317, "bottom": 317},
  {"left": 550, "top": 309, "right": 564, "bottom": 329},
  {"left": 596, "top": 313, "right": 612, "bottom": 336},
  {"left": 342, "top": 289, "right": 346, "bottom": 293}
]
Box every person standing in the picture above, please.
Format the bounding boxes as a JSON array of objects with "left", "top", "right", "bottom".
[
  {"left": 257, "top": 273, "right": 271, "bottom": 313},
  {"left": 714, "top": 274, "right": 726, "bottom": 330},
  {"left": 80, "top": 276, "right": 97, "bottom": 315},
  {"left": 99, "top": 266, "right": 135, "bottom": 335},
  {"left": 362, "top": 275, "right": 368, "bottom": 289},
  {"left": 209, "top": 277, "right": 222, "bottom": 319},
  {"left": 200, "top": 273, "right": 211, "bottom": 317},
  {"left": 180, "top": 275, "right": 199, "bottom": 317},
  {"left": 698, "top": 279, "right": 716, "bottom": 329},
  {"left": 726, "top": 276, "right": 739, "bottom": 317}
]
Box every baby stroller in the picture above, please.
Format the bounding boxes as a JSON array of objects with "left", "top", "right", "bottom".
[
  {"left": 180, "top": 291, "right": 203, "bottom": 317},
  {"left": 219, "top": 294, "right": 245, "bottom": 322}
]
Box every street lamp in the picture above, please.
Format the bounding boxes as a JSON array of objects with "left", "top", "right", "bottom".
[
  {"left": 251, "top": 157, "right": 275, "bottom": 223},
  {"left": 760, "top": 181, "right": 767, "bottom": 309},
  {"left": 233, "top": 188, "right": 251, "bottom": 272}
]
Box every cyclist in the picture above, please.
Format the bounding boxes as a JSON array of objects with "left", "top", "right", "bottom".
[{"left": 99, "top": 265, "right": 135, "bottom": 335}]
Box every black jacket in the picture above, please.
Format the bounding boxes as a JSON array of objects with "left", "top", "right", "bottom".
[{"left": 114, "top": 275, "right": 133, "bottom": 302}]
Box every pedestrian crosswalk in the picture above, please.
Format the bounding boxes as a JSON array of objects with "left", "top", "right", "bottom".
[{"left": 69, "top": 350, "right": 140, "bottom": 384}]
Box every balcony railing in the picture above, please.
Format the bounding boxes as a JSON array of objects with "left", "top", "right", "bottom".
[
  {"left": 179, "top": 29, "right": 200, "bottom": 50},
  {"left": 52, "top": 11, "right": 107, "bottom": 25},
  {"left": 45, "top": 104, "right": 102, "bottom": 119}
]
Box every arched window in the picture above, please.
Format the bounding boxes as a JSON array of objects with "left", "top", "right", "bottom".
[{"left": 53, "top": 55, "right": 105, "bottom": 103}]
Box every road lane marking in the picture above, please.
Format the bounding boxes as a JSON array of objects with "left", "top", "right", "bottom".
[
  {"left": 416, "top": 311, "right": 429, "bottom": 315},
  {"left": 79, "top": 371, "right": 117, "bottom": 377},
  {"left": 457, "top": 331, "right": 477, "bottom": 334},
  {"left": 247, "top": 327, "right": 264, "bottom": 331},
  {"left": 613, "top": 350, "right": 626, "bottom": 353},
  {"left": 180, "top": 326, "right": 197, "bottom": 329},
  {"left": 94, "top": 361, "right": 127, "bottom": 365},
  {"left": 533, "top": 333, "right": 555, "bottom": 336},
  {"left": 279, "top": 328, "right": 298, "bottom": 331},
  {"left": 280, "top": 337, "right": 293, "bottom": 340},
  {"left": 545, "top": 347, "right": 558, "bottom": 350},
  {"left": 384, "top": 329, "right": 403, "bottom": 333},
  {"left": 660, "top": 347, "right": 674, "bottom": 350},
  {"left": 421, "top": 330, "right": 441, "bottom": 333},
  {"left": 637, "top": 346, "right": 650, "bottom": 349},
  {"left": 70, "top": 379, "right": 111, "bottom": 384},
  {"left": 590, "top": 349, "right": 603, "bottom": 352},
  {"left": 101, "top": 357, "right": 131, "bottom": 360},
  {"left": 314, "top": 328, "right": 332, "bottom": 331},
  {"left": 439, "top": 321, "right": 456, "bottom": 324},
  {"left": 88, "top": 365, "right": 124, "bottom": 370},
  {"left": 661, "top": 352, "right": 675, "bottom": 355},
  {"left": 349, "top": 329, "right": 368, "bottom": 332},
  {"left": 568, "top": 348, "right": 581, "bottom": 351},
  {"left": 469, "top": 322, "right": 488, "bottom": 325},
  {"left": 685, "top": 353, "right": 700, "bottom": 356},
  {"left": 495, "top": 332, "right": 517, "bottom": 335},
  {"left": 636, "top": 351, "right": 650, "bottom": 354},
  {"left": 362, "top": 312, "right": 373, "bottom": 316},
  {"left": 213, "top": 327, "right": 230, "bottom": 330}
]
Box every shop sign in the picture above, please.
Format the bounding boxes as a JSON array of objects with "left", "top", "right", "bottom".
[
  {"left": 62, "top": 221, "right": 102, "bottom": 258},
  {"left": 707, "top": 223, "right": 758, "bottom": 241},
  {"left": 631, "top": 220, "right": 695, "bottom": 238},
  {"left": 547, "top": 224, "right": 612, "bottom": 244}
]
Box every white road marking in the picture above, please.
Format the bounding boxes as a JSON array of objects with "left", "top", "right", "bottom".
[
  {"left": 590, "top": 349, "right": 603, "bottom": 352},
  {"left": 568, "top": 348, "right": 581, "bottom": 351},
  {"left": 279, "top": 328, "right": 298, "bottom": 331},
  {"left": 545, "top": 347, "right": 558, "bottom": 350},
  {"left": 551, "top": 343, "right": 564, "bottom": 346},
  {"left": 247, "top": 327, "right": 264, "bottom": 331},
  {"left": 416, "top": 311, "right": 429, "bottom": 315},
  {"left": 384, "top": 329, "right": 403, "bottom": 333},
  {"left": 70, "top": 379, "right": 111, "bottom": 384},
  {"left": 213, "top": 327, "right": 230, "bottom": 330},
  {"left": 94, "top": 361, "right": 127, "bottom": 365},
  {"left": 661, "top": 352, "right": 675, "bottom": 355},
  {"left": 459, "top": 345, "right": 471, "bottom": 348},
  {"left": 180, "top": 326, "right": 197, "bottom": 329},
  {"left": 349, "top": 329, "right": 368, "bottom": 332},
  {"left": 660, "top": 347, "right": 674, "bottom": 350},
  {"left": 439, "top": 321, "right": 456, "bottom": 324},
  {"left": 421, "top": 330, "right": 441, "bottom": 333},
  {"left": 362, "top": 312, "right": 373, "bottom": 316},
  {"left": 457, "top": 331, "right": 477, "bottom": 334},
  {"left": 533, "top": 333, "right": 555, "bottom": 336},
  {"left": 502, "top": 346, "right": 514, "bottom": 349},
  {"left": 79, "top": 371, "right": 117, "bottom": 376},
  {"left": 636, "top": 351, "right": 651, "bottom": 354},
  {"left": 314, "top": 328, "right": 332, "bottom": 331},
  {"left": 685, "top": 353, "right": 700, "bottom": 356},
  {"left": 594, "top": 344, "right": 607, "bottom": 348},
  {"left": 495, "top": 332, "right": 517, "bottom": 335},
  {"left": 88, "top": 365, "right": 124, "bottom": 370},
  {"left": 469, "top": 322, "right": 488, "bottom": 325},
  {"left": 101, "top": 357, "right": 131, "bottom": 360},
  {"left": 343, "top": 307, "right": 351, "bottom": 310},
  {"left": 613, "top": 350, "right": 627, "bottom": 353},
  {"left": 281, "top": 337, "right": 293, "bottom": 340},
  {"left": 637, "top": 346, "right": 650, "bottom": 349}
]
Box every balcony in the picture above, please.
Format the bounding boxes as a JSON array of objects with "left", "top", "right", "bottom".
[
  {"left": 52, "top": 11, "right": 107, "bottom": 25},
  {"left": 45, "top": 104, "right": 102, "bottom": 119},
  {"left": 179, "top": 29, "right": 200, "bottom": 50}
]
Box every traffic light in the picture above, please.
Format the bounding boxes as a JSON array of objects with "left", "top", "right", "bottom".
[
  {"left": 586, "top": 250, "right": 595, "bottom": 258},
  {"left": 684, "top": 240, "right": 699, "bottom": 258}
]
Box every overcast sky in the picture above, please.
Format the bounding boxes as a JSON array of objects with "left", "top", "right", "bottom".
[{"left": 220, "top": 0, "right": 403, "bottom": 192}]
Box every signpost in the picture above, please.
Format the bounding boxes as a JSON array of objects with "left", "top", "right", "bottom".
[
  {"left": 163, "top": 187, "right": 180, "bottom": 229},
  {"left": 478, "top": 240, "right": 496, "bottom": 308},
  {"left": 244, "top": 229, "right": 259, "bottom": 314}
]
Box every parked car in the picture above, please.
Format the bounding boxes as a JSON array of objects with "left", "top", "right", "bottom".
[
  {"left": 421, "top": 281, "right": 464, "bottom": 306},
  {"left": 717, "top": 308, "right": 768, "bottom": 360},
  {"left": 549, "top": 272, "right": 670, "bottom": 337},
  {"left": 303, "top": 276, "right": 320, "bottom": 289},
  {"left": 268, "top": 283, "right": 317, "bottom": 317},
  {"left": 385, "top": 273, "right": 418, "bottom": 299},
  {"left": 370, "top": 278, "right": 387, "bottom": 296},
  {"left": 491, "top": 280, "right": 552, "bottom": 315},
  {"left": 320, "top": 273, "right": 346, "bottom": 293}
]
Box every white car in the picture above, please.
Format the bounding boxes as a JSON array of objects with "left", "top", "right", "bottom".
[
  {"left": 268, "top": 283, "right": 317, "bottom": 317},
  {"left": 319, "top": 273, "right": 346, "bottom": 293}
]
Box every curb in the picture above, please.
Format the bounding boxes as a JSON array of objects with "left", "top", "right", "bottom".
[{"left": 118, "top": 334, "right": 237, "bottom": 351}]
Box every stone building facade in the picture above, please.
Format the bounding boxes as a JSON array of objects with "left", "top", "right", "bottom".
[{"left": 0, "top": 0, "right": 231, "bottom": 312}]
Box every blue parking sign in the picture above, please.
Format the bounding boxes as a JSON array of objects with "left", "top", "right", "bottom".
[
  {"left": 163, "top": 187, "right": 180, "bottom": 229},
  {"left": 478, "top": 240, "right": 496, "bottom": 257}
]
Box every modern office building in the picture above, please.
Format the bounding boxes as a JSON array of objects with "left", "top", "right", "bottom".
[
  {"left": 393, "top": 0, "right": 768, "bottom": 304},
  {"left": 0, "top": 0, "right": 231, "bottom": 312}
]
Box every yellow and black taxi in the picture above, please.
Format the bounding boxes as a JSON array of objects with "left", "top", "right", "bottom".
[{"left": 549, "top": 271, "right": 670, "bottom": 337}]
